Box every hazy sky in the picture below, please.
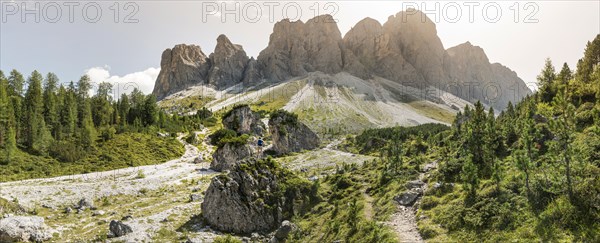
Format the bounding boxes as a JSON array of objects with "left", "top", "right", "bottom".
[{"left": 1, "top": 1, "right": 599, "bottom": 94}]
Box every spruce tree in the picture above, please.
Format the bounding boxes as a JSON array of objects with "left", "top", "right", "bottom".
[
  {"left": 8, "top": 69, "right": 25, "bottom": 96},
  {"left": 549, "top": 90, "right": 576, "bottom": 201},
  {"left": 23, "top": 71, "right": 47, "bottom": 152},
  {"left": 43, "top": 73, "right": 60, "bottom": 138}
]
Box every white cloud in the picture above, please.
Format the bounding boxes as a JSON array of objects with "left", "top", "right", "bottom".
[{"left": 85, "top": 66, "right": 160, "bottom": 97}]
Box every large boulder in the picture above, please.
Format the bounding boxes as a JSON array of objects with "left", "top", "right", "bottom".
[
  {"left": 268, "top": 111, "right": 320, "bottom": 155},
  {"left": 0, "top": 216, "right": 52, "bottom": 242},
  {"left": 222, "top": 105, "right": 265, "bottom": 136},
  {"left": 108, "top": 220, "right": 133, "bottom": 238},
  {"left": 202, "top": 158, "right": 284, "bottom": 234},
  {"left": 210, "top": 142, "right": 253, "bottom": 172}
]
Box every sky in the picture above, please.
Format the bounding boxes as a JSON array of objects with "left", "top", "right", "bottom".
[{"left": 1, "top": 1, "right": 599, "bottom": 95}]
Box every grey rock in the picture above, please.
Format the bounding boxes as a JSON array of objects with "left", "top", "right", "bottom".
[
  {"left": 92, "top": 210, "right": 105, "bottom": 216},
  {"left": 189, "top": 194, "right": 202, "bottom": 202},
  {"left": 193, "top": 156, "right": 203, "bottom": 164},
  {"left": 258, "top": 15, "right": 343, "bottom": 81},
  {"left": 0, "top": 216, "right": 52, "bottom": 242},
  {"left": 153, "top": 44, "right": 211, "bottom": 100},
  {"left": 210, "top": 143, "right": 252, "bottom": 172},
  {"left": 446, "top": 41, "right": 531, "bottom": 110},
  {"left": 75, "top": 197, "right": 95, "bottom": 210},
  {"left": 394, "top": 190, "right": 422, "bottom": 206},
  {"left": 269, "top": 111, "right": 320, "bottom": 155},
  {"left": 64, "top": 207, "right": 72, "bottom": 214},
  {"left": 222, "top": 105, "right": 265, "bottom": 136},
  {"left": 202, "top": 158, "right": 283, "bottom": 234},
  {"left": 208, "top": 34, "right": 250, "bottom": 89},
  {"left": 422, "top": 161, "right": 438, "bottom": 172},
  {"left": 274, "top": 220, "right": 296, "bottom": 240},
  {"left": 405, "top": 180, "right": 425, "bottom": 190},
  {"left": 108, "top": 220, "right": 133, "bottom": 238}
]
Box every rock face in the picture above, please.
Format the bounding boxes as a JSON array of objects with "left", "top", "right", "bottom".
[
  {"left": 446, "top": 42, "right": 531, "bottom": 110},
  {"left": 0, "top": 216, "right": 52, "bottom": 242},
  {"left": 222, "top": 105, "right": 265, "bottom": 135},
  {"left": 202, "top": 158, "right": 283, "bottom": 234},
  {"left": 153, "top": 44, "right": 210, "bottom": 100},
  {"left": 153, "top": 35, "right": 257, "bottom": 99},
  {"left": 269, "top": 111, "right": 320, "bottom": 155},
  {"left": 152, "top": 10, "right": 530, "bottom": 110},
  {"left": 210, "top": 143, "right": 253, "bottom": 172},
  {"left": 108, "top": 220, "right": 133, "bottom": 238},
  {"left": 258, "top": 15, "right": 344, "bottom": 81},
  {"left": 208, "top": 35, "right": 251, "bottom": 89}
]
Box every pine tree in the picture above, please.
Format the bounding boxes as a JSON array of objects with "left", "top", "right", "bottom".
[
  {"left": 557, "top": 63, "right": 573, "bottom": 85},
  {"left": 549, "top": 90, "right": 576, "bottom": 201},
  {"left": 76, "top": 76, "right": 92, "bottom": 127},
  {"left": 576, "top": 34, "right": 600, "bottom": 83},
  {"left": 60, "top": 82, "right": 78, "bottom": 137},
  {"left": 118, "top": 93, "right": 130, "bottom": 126},
  {"left": 92, "top": 82, "right": 114, "bottom": 127},
  {"left": 142, "top": 95, "right": 158, "bottom": 126},
  {"left": 8, "top": 69, "right": 25, "bottom": 96},
  {"left": 79, "top": 98, "right": 96, "bottom": 150},
  {"left": 516, "top": 116, "right": 538, "bottom": 197},
  {"left": 43, "top": 73, "right": 60, "bottom": 138},
  {"left": 0, "top": 74, "right": 8, "bottom": 147},
  {"left": 23, "top": 71, "right": 47, "bottom": 152},
  {"left": 537, "top": 58, "right": 557, "bottom": 103}
]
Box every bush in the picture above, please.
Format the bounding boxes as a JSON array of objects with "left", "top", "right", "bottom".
[{"left": 208, "top": 129, "right": 237, "bottom": 146}]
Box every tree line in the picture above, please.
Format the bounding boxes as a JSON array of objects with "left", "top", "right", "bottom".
[{"left": 0, "top": 70, "right": 211, "bottom": 163}]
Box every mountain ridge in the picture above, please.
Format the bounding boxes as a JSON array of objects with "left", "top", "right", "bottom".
[{"left": 153, "top": 10, "right": 531, "bottom": 111}]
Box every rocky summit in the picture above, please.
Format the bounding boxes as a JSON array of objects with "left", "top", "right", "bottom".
[{"left": 152, "top": 10, "right": 531, "bottom": 111}]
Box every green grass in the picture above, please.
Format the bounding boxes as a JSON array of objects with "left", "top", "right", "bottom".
[
  {"left": 251, "top": 80, "right": 307, "bottom": 113},
  {"left": 0, "top": 133, "right": 184, "bottom": 182},
  {"left": 159, "top": 95, "right": 215, "bottom": 113},
  {"left": 408, "top": 101, "right": 455, "bottom": 124}
]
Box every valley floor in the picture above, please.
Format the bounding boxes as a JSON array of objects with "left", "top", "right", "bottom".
[{"left": 0, "top": 136, "right": 425, "bottom": 242}]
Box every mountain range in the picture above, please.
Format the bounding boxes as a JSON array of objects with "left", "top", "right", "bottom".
[{"left": 152, "top": 10, "right": 531, "bottom": 115}]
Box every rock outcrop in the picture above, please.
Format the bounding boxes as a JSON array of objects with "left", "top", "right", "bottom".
[
  {"left": 0, "top": 216, "right": 52, "bottom": 242},
  {"left": 222, "top": 105, "right": 265, "bottom": 136},
  {"left": 343, "top": 17, "right": 423, "bottom": 84},
  {"left": 258, "top": 15, "right": 344, "bottom": 81},
  {"left": 446, "top": 42, "right": 531, "bottom": 110},
  {"left": 268, "top": 111, "right": 320, "bottom": 155},
  {"left": 208, "top": 35, "right": 251, "bottom": 89},
  {"left": 153, "top": 35, "right": 257, "bottom": 99},
  {"left": 153, "top": 44, "right": 211, "bottom": 100},
  {"left": 202, "top": 158, "right": 283, "bottom": 234},
  {"left": 210, "top": 142, "right": 252, "bottom": 172}
]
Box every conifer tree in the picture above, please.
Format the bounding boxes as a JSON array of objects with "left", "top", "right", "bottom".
[{"left": 43, "top": 73, "right": 60, "bottom": 138}]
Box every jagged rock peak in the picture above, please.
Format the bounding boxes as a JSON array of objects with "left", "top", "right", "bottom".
[
  {"left": 208, "top": 34, "right": 250, "bottom": 89},
  {"left": 152, "top": 44, "right": 210, "bottom": 100},
  {"left": 447, "top": 41, "right": 490, "bottom": 63},
  {"left": 258, "top": 14, "right": 344, "bottom": 81}
]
